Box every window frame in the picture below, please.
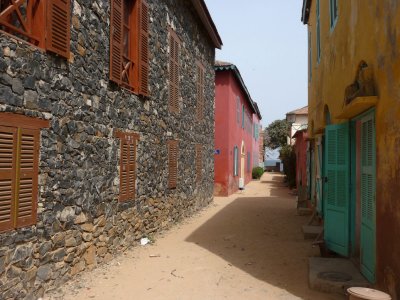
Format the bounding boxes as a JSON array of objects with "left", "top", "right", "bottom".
[
  {"left": 115, "top": 131, "right": 140, "bottom": 202},
  {"left": 329, "top": 0, "right": 338, "bottom": 31},
  {"left": 0, "top": 0, "right": 71, "bottom": 58},
  {"left": 316, "top": 0, "right": 321, "bottom": 64},
  {"left": 233, "top": 146, "right": 238, "bottom": 176},
  {"left": 167, "top": 140, "right": 178, "bottom": 189},
  {"left": 0, "top": 113, "right": 49, "bottom": 233},
  {"left": 169, "top": 27, "right": 180, "bottom": 114}
]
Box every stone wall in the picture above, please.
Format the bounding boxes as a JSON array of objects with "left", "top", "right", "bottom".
[{"left": 0, "top": 0, "right": 216, "bottom": 298}]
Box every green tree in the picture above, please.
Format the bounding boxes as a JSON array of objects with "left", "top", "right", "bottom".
[{"left": 264, "top": 119, "right": 288, "bottom": 149}]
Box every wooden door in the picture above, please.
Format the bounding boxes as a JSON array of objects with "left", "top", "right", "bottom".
[{"left": 324, "top": 122, "right": 350, "bottom": 257}]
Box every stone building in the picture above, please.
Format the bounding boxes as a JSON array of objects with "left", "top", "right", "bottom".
[{"left": 0, "top": 0, "right": 222, "bottom": 298}]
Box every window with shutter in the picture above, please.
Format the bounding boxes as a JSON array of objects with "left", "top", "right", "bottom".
[
  {"left": 110, "top": 0, "right": 149, "bottom": 95},
  {"left": 196, "top": 62, "right": 205, "bottom": 120},
  {"left": 0, "top": 0, "right": 70, "bottom": 58},
  {"left": 115, "top": 131, "right": 139, "bottom": 202},
  {"left": 168, "top": 140, "right": 178, "bottom": 189},
  {"left": 0, "top": 113, "right": 49, "bottom": 233},
  {"left": 169, "top": 28, "right": 180, "bottom": 114},
  {"left": 195, "top": 144, "right": 202, "bottom": 182}
]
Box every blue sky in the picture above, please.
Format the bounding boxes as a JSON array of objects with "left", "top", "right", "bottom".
[{"left": 204, "top": 0, "right": 308, "bottom": 127}]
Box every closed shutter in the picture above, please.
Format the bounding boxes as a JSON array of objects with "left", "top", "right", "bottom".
[
  {"left": 138, "top": 0, "right": 149, "bottom": 96},
  {"left": 0, "top": 126, "right": 17, "bottom": 232},
  {"left": 168, "top": 140, "right": 178, "bottom": 189},
  {"left": 128, "top": 141, "right": 136, "bottom": 199},
  {"left": 110, "top": 0, "right": 123, "bottom": 84},
  {"left": 360, "top": 113, "right": 376, "bottom": 282},
  {"left": 196, "top": 144, "right": 202, "bottom": 182},
  {"left": 169, "top": 30, "right": 179, "bottom": 113},
  {"left": 324, "top": 122, "right": 350, "bottom": 257},
  {"left": 16, "top": 129, "right": 39, "bottom": 228},
  {"left": 119, "top": 139, "right": 130, "bottom": 201},
  {"left": 46, "top": 0, "right": 71, "bottom": 58}
]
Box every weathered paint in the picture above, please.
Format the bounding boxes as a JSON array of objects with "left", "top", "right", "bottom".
[
  {"left": 306, "top": 0, "right": 400, "bottom": 296},
  {"left": 214, "top": 70, "right": 256, "bottom": 196},
  {"left": 293, "top": 130, "right": 309, "bottom": 204}
]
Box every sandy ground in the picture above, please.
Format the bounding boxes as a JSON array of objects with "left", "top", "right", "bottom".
[{"left": 46, "top": 173, "right": 345, "bottom": 300}]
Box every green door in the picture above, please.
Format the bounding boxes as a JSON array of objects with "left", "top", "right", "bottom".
[
  {"left": 324, "top": 122, "right": 350, "bottom": 257},
  {"left": 360, "top": 113, "right": 376, "bottom": 282}
]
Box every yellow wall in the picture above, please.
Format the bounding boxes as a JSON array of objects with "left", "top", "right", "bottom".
[{"left": 307, "top": 0, "right": 400, "bottom": 296}]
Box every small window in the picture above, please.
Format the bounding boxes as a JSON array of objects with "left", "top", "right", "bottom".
[
  {"left": 233, "top": 146, "right": 238, "bottom": 176},
  {"left": 168, "top": 140, "right": 178, "bottom": 189},
  {"left": 115, "top": 132, "right": 139, "bottom": 202},
  {"left": 242, "top": 105, "right": 245, "bottom": 129},
  {"left": 0, "top": 0, "right": 71, "bottom": 58},
  {"left": 316, "top": 0, "right": 321, "bottom": 63},
  {"left": 196, "top": 62, "right": 205, "bottom": 120},
  {"left": 236, "top": 96, "right": 240, "bottom": 124},
  {"left": 0, "top": 113, "right": 49, "bottom": 233},
  {"left": 169, "top": 28, "right": 180, "bottom": 113},
  {"left": 195, "top": 144, "right": 202, "bottom": 182},
  {"left": 330, "top": 0, "right": 338, "bottom": 29},
  {"left": 110, "top": 0, "right": 149, "bottom": 95}
]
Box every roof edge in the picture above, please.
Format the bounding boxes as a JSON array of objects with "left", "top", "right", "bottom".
[
  {"left": 301, "top": 0, "right": 312, "bottom": 24},
  {"left": 215, "top": 62, "right": 262, "bottom": 120},
  {"left": 191, "top": 0, "right": 223, "bottom": 49}
]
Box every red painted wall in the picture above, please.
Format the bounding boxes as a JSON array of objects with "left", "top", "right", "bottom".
[
  {"left": 214, "top": 70, "right": 257, "bottom": 196},
  {"left": 294, "top": 131, "right": 308, "bottom": 189}
]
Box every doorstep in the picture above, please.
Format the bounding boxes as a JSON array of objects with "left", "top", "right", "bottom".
[{"left": 309, "top": 257, "right": 370, "bottom": 295}]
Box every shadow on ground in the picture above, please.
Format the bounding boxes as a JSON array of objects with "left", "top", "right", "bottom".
[{"left": 186, "top": 175, "right": 320, "bottom": 299}]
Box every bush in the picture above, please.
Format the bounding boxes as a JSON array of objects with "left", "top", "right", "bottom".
[
  {"left": 280, "top": 145, "right": 296, "bottom": 188},
  {"left": 252, "top": 166, "right": 264, "bottom": 179}
]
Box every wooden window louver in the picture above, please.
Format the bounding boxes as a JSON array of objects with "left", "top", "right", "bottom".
[
  {"left": 0, "top": 113, "right": 49, "bottom": 233},
  {"left": 168, "top": 140, "right": 178, "bottom": 189},
  {"left": 195, "top": 144, "right": 202, "bottom": 182},
  {"left": 169, "top": 28, "right": 180, "bottom": 113},
  {"left": 116, "top": 132, "right": 139, "bottom": 202},
  {"left": 0, "top": 0, "right": 70, "bottom": 58},
  {"left": 110, "top": 0, "right": 149, "bottom": 95},
  {"left": 196, "top": 62, "right": 205, "bottom": 120}
]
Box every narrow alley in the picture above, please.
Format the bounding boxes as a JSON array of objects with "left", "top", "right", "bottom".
[{"left": 47, "top": 173, "right": 343, "bottom": 300}]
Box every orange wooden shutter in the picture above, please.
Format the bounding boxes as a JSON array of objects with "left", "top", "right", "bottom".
[
  {"left": 168, "top": 140, "right": 178, "bottom": 189},
  {"left": 120, "top": 139, "right": 129, "bottom": 201},
  {"left": 46, "top": 0, "right": 71, "bottom": 58},
  {"left": 0, "top": 126, "right": 17, "bottom": 233},
  {"left": 128, "top": 141, "right": 136, "bottom": 199},
  {"left": 138, "top": 0, "right": 149, "bottom": 96},
  {"left": 196, "top": 144, "right": 202, "bottom": 182},
  {"left": 169, "top": 30, "right": 179, "bottom": 113},
  {"left": 16, "top": 129, "right": 39, "bottom": 228},
  {"left": 110, "top": 0, "right": 123, "bottom": 84}
]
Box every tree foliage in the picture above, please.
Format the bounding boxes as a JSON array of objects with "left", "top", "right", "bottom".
[{"left": 264, "top": 119, "right": 288, "bottom": 149}]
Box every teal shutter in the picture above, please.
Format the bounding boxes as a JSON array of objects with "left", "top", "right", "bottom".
[
  {"left": 324, "top": 122, "right": 350, "bottom": 257},
  {"left": 316, "top": 137, "right": 323, "bottom": 214},
  {"left": 360, "top": 113, "right": 376, "bottom": 283}
]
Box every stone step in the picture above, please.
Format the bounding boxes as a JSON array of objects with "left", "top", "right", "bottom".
[
  {"left": 297, "top": 207, "right": 313, "bottom": 216},
  {"left": 302, "top": 225, "right": 323, "bottom": 240},
  {"left": 309, "top": 257, "right": 370, "bottom": 295}
]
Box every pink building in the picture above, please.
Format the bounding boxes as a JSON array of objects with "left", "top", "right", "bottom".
[{"left": 214, "top": 61, "right": 262, "bottom": 196}]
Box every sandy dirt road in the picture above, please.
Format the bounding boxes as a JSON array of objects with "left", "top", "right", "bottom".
[{"left": 47, "top": 173, "right": 344, "bottom": 300}]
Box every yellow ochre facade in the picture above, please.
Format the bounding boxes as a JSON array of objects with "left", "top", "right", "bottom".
[{"left": 302, "top": 0, "right": 400, "bottom": 297}]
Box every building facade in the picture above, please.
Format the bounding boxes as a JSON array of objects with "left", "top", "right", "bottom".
[
  {"left": 286, "top": 106, "right": 308, "bottom": 145},
  {"left": 303, "top": 0, "right": 400, "bottom": 296},
  {"left": 0, "top": 0, "right": 222, "bottom": 298},
  {"left": 214, "top": 61, "right": 262, "bottom": 196}
]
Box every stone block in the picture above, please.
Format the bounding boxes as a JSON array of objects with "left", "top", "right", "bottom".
[
  {"left": 36, "top": 265, "right": 52, "bottom": 282},
  {"left": 83, "top": 245, "right": 96, "bottom": 266}
]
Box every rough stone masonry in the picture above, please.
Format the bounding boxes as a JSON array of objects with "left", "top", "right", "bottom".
[{"left": 0, "top": 0, "right": 216, "bottom": 298}]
